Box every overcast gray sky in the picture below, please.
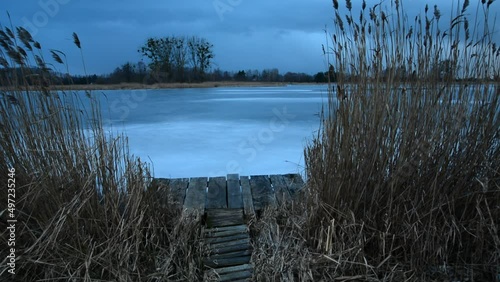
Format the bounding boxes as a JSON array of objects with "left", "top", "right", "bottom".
[{"left": 1, "top": 0, "right": 499, "bottom": 75}]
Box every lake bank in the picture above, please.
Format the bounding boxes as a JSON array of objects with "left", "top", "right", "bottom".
[{"left": 49, "top": 81, "right": 323, "bottom": 91}]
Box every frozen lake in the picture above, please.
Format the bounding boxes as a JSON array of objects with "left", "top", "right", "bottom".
[{"left": 92, "top": 84, "right": 330, "bottom": 178}]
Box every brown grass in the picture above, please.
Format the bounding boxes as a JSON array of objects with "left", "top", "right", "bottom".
[
  {"left": 250, "top": 1, "right": 499, "bottom": 281},
  {"left": 0, "top": 25, "right": 204, "bottom": 281},
  {"left": 301, "top": 0, "right": 500, "bottom": 280}
]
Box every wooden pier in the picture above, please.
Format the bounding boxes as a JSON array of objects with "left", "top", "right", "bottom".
[{"left": 154, "top": 173, "right": 305, "bottom": 281}]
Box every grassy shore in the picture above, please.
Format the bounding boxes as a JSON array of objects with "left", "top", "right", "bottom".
[
  {"left": 50, "top": 81, "right": 291, "bottom": 91},
  {"left": 49, "top": 81, "right": 498, "bottom": 91}
]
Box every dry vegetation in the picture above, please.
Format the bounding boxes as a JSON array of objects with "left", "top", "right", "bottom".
[
  {"left": 0, "top": 26, "right": 204, "bottom": 281},
  {"left": 253, "top": 0, "right": 500, "bottom": 281},
  {"left": 0, "top": 0, "right": 499, "bottom": 281}
]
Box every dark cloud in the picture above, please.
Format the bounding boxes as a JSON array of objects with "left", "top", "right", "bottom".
[{"left": 1, "top": 0, "right": 499, "bottom": 75}]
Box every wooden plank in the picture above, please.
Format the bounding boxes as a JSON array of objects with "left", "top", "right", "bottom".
[
  {"left": 205, "top": 225, "right": 247, "bottom": 237},
  {"left": 206, "top": 177, "right": 227, "bottom": 209},
  {"left": 284, "top": 173, "right": 305, "bottom": 195},
  {"left": 206, "top": 249, "right": 252, "bottom": 259},
  {"left": 204, "top": 256, "right": 251, "bottom": 268},
  {"left": 219, "top": 270, "right": 252, "bottom": 281},
  {"left": 249, "top": 175, "right": 276, "bottom": 210},
  {"left": 205, "top": 224, "right": 247, "bottom": 234},
  {"left": 270, "top": 174, "right": 291, "bottom": 205},
  {"left": 240, "top": 176, "right": 255, "bottom": 217},
  {"left": 208, "top": 216, "right": 245, "bottom": 227},
  {"left": 205, "top": 228, "right": 247, "bottom": 238},
  {"left": 183, "top": 177, "right": 207, "bottom": 213},
  {"left": 208, "top": 238, "right": 251, "bottom": 250},
  {"left": 227, "top": 174, "right": 243, "bottom": 209},
  {"left": 210, "top": 264, "right": 252, "bottom": 275},
  {"left": 206, "top": 208, "right": 244, "bottom": 227},
  {"left": 208, "top": 242, "right": 251, "bottom": 255},
  {"left": 168, "top": 178, "right": 189, "bottom": 205},
  {"left": 207, "top": 208, "right": 244, "bottom": 219},
  {"left": 205, "top": 233, "right": 249, "bottom": 244}
]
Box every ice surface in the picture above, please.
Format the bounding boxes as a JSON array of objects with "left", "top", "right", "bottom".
[{"left": 87, "top": 85, "right": 331, "bottom": 178}]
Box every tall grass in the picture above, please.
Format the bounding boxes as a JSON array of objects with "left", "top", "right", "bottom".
[
  {"left": 0, "top": 24, "right": 203, "bottom": 280},
  {"left": 304, "top": 0, "right": 499, "bottom": 280}
]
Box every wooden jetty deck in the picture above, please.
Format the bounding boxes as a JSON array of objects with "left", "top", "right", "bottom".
[{"left": 154, "top": 173, "right": 305, "bottom": 281}]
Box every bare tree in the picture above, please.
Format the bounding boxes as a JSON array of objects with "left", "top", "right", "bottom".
[
  {"left": 187, "top": 36, "right": 214, "bottom": 82},
  {"left": 139, "top": 36, "right": 214, "bottom": 82}
]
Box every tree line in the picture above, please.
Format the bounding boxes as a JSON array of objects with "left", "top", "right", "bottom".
[
  {"left": 4, "top": 33, "right": 493, "bottom": 86},
  {"left": 63, "top": 67, "right": 333, "bottom": 85},
  {"left": 47, "top": 64, "right": 481, "bottom": 85}
]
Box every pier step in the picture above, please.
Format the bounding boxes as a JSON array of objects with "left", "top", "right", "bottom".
[
  {"left": 154, "top": 173, "right": 305, "bottom": 282},
  {"left": 204, "top": 209, "right": 253, "bottom": 281}
]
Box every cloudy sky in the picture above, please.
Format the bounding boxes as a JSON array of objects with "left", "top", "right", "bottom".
[{"left": 1, "top": 0, "right": 499, "bottom": 76}]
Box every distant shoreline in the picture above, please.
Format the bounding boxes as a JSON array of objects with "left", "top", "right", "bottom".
[
  {"left": 2, "top": 81, "right": 496, "bottom": 92},
  {"left": 49, "top": 81, "right": 323, "bottom": 91}
]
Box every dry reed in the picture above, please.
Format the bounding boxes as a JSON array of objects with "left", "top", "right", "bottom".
[
  {"left": 0, "top": 24, "right": 203, "bottom": 281},
  {"left": 303, "top": 0, "right": 499, "bottom": 280}
]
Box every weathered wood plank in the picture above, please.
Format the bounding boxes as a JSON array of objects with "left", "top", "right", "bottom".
[
  {"left": 240, "top": 176, "right": 255, "bottom": 217},
  {"left": 204, "top": 256, "right": 251, "bottom": 268},
  {"left": 205, "top": 225, "right": 247, "bottom": 237},
  {"left": 207, "top": 208, "right": 244, "bottom": 219},
  {"left": 206, "top": 249, "right": 253, "bottom": 259},
  {"left": 270, "top": 174, "right": 291, "bottom": 205},
  {"left": 249, "top": 175, "right": 276, "bottom": 210},
  {"left": 168, "top": 178, "right": 189, "bottom": 205},
  {"left": 227, "top": 174, "right": 243, "bottom": 209},
  {"left": 219, "top": 270, "right": 253, "bottom": 281},
  {"left": 208, "top": 238, "right": 251, "bottom": 250},
  {"left": 206, "top": 208, "right": 244, "bottom": 227},
  {"left": 208, "top": 242, "right": 251, "bottom": 255},
  {"left": 207, "top": 177, "right": 227, "bottom": 209},
  {"left": 205, "top": 229, "right": 247, "bottom": 238},
  {"left": 205, "top": 224, "right": 247, "bottom": 234},
  {"left": 208, "top": 216, "right": 245, "bottom": 227},
  {"left": 205, "top": 233, "right": 249, "bottom": 244},
  {"left": 283, "top": 173, "right": 305, "bottom": 195},
  {"left": 183, "top": 177, "right": 207, "bottom": 213},
  {"left": 209, "top": 264, "right": 252, "bottom": 275}
]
